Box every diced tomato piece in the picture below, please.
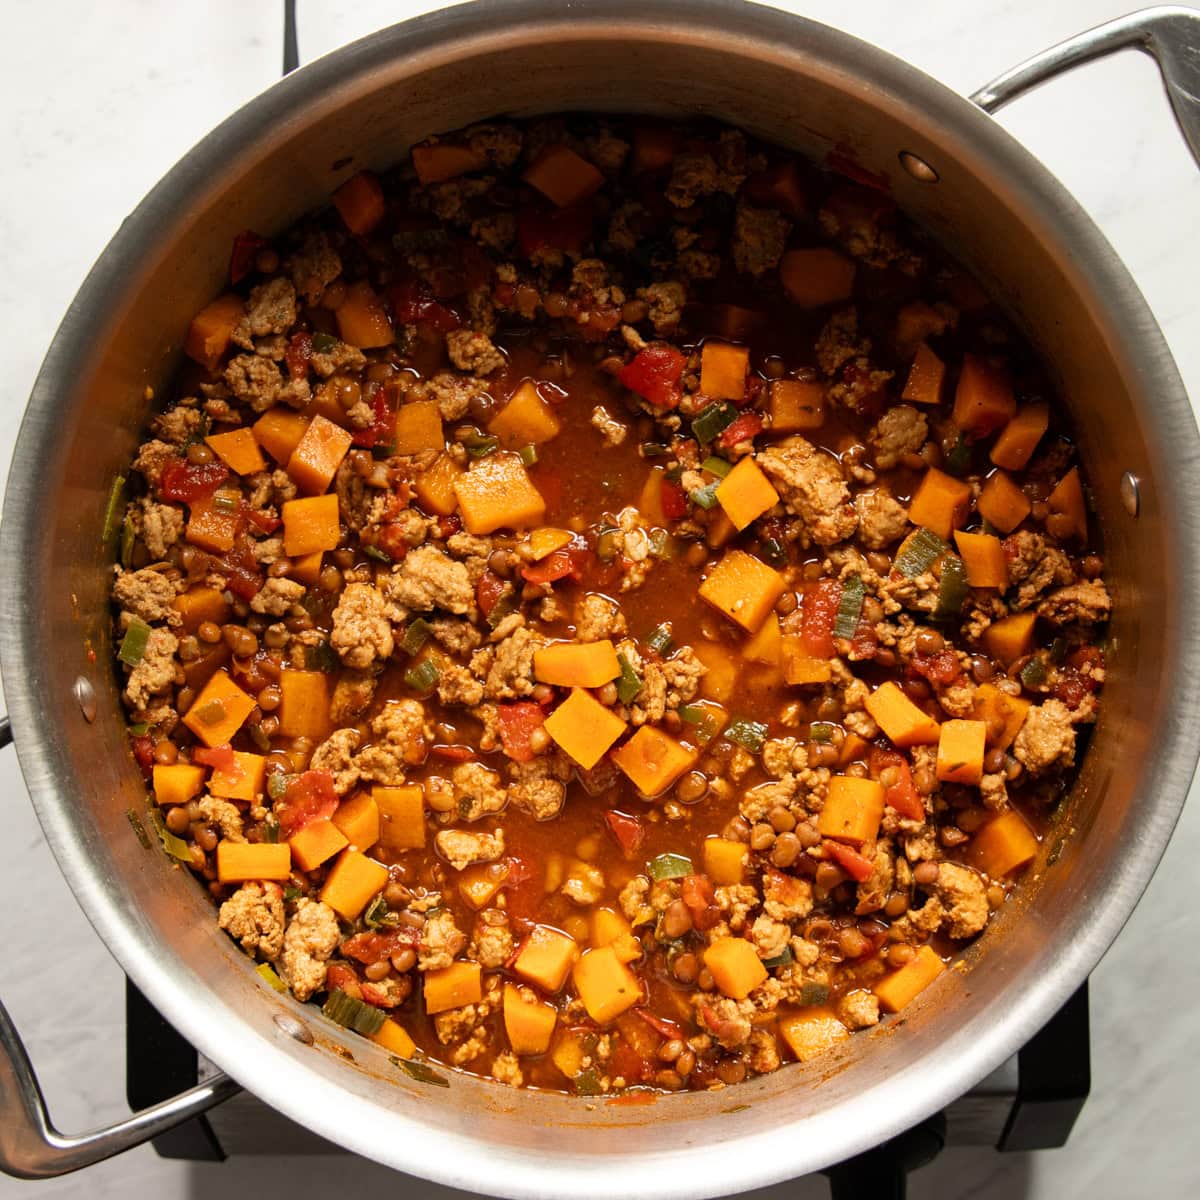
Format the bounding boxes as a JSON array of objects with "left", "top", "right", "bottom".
[
  {"left": 341, "top": 928, "right": 418, "bottom": 965},
  {"left": 285, "top": 331, "right": 312, "bottom": 380},
  {"left": 274, "top": 770, "right": 339, "bottom": 839},
  {"left": 245, "top": 509, "right": 280, "bottom": 535},
  {"left": 388, "top": 279, "right": 460, "bottom": 332},
  {"left": 521, "top": 548, "right": 574, "bottom": 585},
  {"left": 800, "top": 579, "right": 842, "bottom": 659},
  {"left": 192, "top": 745, "right": 239, "bottom": 776},
  {"left": 619, "top": 344, "right": 686, "bottom": 409},
  {"left": 742, "top": 161, "right": 806, "bottom": 217},
  {"left": 159, "top": 459, "right": 230, "bottom": 503},
  {"left": 216, "top": 537, "right": 262, "bottom": 601},
  {"left": 476, "top": 570, "right": 508, "bottom": 618},
  {"left": 823, "top": 840, "right": 875, "bottom": 882},
  {"left": 826, "top": 152, "right": 892, "bottom": 194},
  {"left": 680, "top": 874, "right": 721, "bottom": 931},
  {"left": 869, "top": 749, "right": 924, "bottom": 821},
  {"left": 325, "top": 962, "right": 362, "bottom": 1000},
  {"left": 635, "top": 1008, "right": 685, "bottom": 1040},
  {"left": 603, "top": 809, "right": 645, "bottom": 857},
  {"left": 131, "top": 734, "right": 154, "bottom": 779},
  {"left": 609, "top": 1040, "right": 651, "bottom": 1085},
  {"left": 497, "top": 702, "right": 547, "bottom": 764},
  {"left": 716, "top": 411, "right": 763, "bottom": 448},
  {"left": 500, "top": 854, "right": 540, "bottom": 926},
  {"left": 516, "top": 201, "right": 594, "bottom": 258},
  {"left": 848, "top": 612, "right": 878, "bottom": 661},
  {"left": 229, "top": 230, "right": 268, "bottom": 285},
  {"left": 661, "top": 478, "right": 690, "bottom": 520},
  {"left": 911, "top": 649, "right": 962, "bottom": 688},
  {"left": 429, "top": 744, "right": 475, "bottom": 762}
]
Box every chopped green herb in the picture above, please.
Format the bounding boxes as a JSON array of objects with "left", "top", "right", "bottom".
[
  {"left": 894, "top": 527, "right": 947, "bottom": 578},
  {"left": 404, "top": 659, "right": 441, "bottom": 693},
  {"left": 193, "top": 700, "right": 226, "bottom": 727},
  {"left": 689, "top": 481, "right": 720, "bottom": 510},
  {"left": 212, "top": 488, "right": 241, "bottom": 515},
  {"left": 126, "top": 808, "right": 152, "bottom": 849},
  {"left": 647, "top": 528, "right": 676, "bottom": 559},
  {"left": 573, "top": 1066, "right": 603, "bottom": 1096},
  {"left": 1048, "top": 636, "right": 1069, "bottom": 663},
  {"left": 460, "top": 429, "right": 499, "bottom": 459},
  {"left": 102, "top": 475, "right": 127, "bottom": 544},
  {"left": 400, "top": 618, "right": 433, "bottom": 656},
  {"left": 128, "top": 722, "right": 150, "bottom": 736},
  {"left": 692, "top": 400, "right": 738, "bottom": 444},
  {"left": 485, "top": 585, "right": 519, "bottom": 631},
  {"left": 261, "top": 818, "right": 280, "bottom": 844},
  {"left": 305, "top": 640, "right": 339, "bottom": 672},
  {"left": 391, "top": 1056, "right": 451, "bottom": 1087},
  {"left": 363, "top": 894, "right": 400, "bottom": 930},
  {"left": 311, "top": 331, "right": 338, "bottom": 354},
  {"left": 933, "top": 553, "right": 969, "bottom": 620},
  {"left": 701, "top": 455, "right": 733, "bottom": 479},
  {"left": 1019, "top": 657, "right": 1048, "bottom": 689},
  {"left": 648, "top": 852, "right": 694, "bottom": 881},
  {"left": 148, "top": 809, "right": 192, "bottom": 862},
  {"left": 799, "top": 981, "right": 831, "bottom": 1007},
  {"left": 248, "top": 724, "right": 271, "bottom": 753},
  {"left": 645, "top": 622, "right": 674, "bottom": 657},
  {"left": 119, "top": 618, "right": 152, "bottom": 666},
  {"left": 762, "top": 947, "right": 794, "bottom": 969},
  {"left": 640, "top": 442, "right": 670, "bottom": 458},
  {"left": 120, "top": 511, "right": 136, "bottom": 569},
  {"left": 256, "top": 963, "right": 287, "bottom": 993},
  {"left": 678, "top": 704, "right": 723, "bottom": 743},
  {"left": 323, "top": 988, "right": 386, "bottom": 1036},
  {"left": 283, "top": 886, "right": 302, "bottom": 902},
  {"left": 759, "top": 537, "right": 786, "bottom": 565},
  {"left": 833, "top": 574, "right": 865, "bottom": 639},
  {"left": 518, "top": 444, "right": 539, "bottom": 467},
  {"left": 943, "top": 433, "right": 972, "bottom": 477},
  {"left": 615, "top": 653, "right": 644, "bottom": 705},
  {"left": 596, "top": 526, "right": 621, "bottom": 562},
  {"left": 364, "top": 544, "right": 393, "bottom": 564},
  {"left": 809, "top": 722, "right": 835, "bottom": 743},
  {"left": 725, "top": 717, "right": 768, "bottom": 754}
]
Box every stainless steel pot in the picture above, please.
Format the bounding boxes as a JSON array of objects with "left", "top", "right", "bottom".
[{"left": 2, "top": 2, "right": 1199, "bottom": 1193}]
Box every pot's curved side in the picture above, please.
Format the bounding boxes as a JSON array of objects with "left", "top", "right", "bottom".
[{"left": 1, "top": 2, "right": 1196, "bottom": 1195}]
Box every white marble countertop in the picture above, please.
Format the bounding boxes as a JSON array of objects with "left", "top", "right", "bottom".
[{"left": 0, "top": 2, "right": 1197, "bottom": 1197}]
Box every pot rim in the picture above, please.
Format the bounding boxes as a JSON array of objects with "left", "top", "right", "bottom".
[{"left": 3, "top": 1, "right": 1198, "bottom": 1193}]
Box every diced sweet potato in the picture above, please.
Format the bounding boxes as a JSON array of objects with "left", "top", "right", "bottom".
[
  {"left": 288, "top": 818, "right": 349, "bottom": 872},
  {"left": 413, "top": 453, "right": 465, "bottom": 517},
  {"left": 953, "top": 354, "right": 1016, "bottom": 436},
  {"left": 216, "top": 842, "right": 292, "bottom": 883},
  {"left": 208, "top": 751, "right": 266, "bottom": 802},
  {"left": 525, "top": 527, "right": 573, "bottom": 561},
  {"left": 630, "top": 124, "right": 681, "bottom": 174},
  {"left": 172, "top": 586, "right": 230, "bottom": 633},
  {"left": 902, "top": 342, "right": 946, "bottom": 406},
  {"left": 908, "top": 468, "right": 972, "bottom": 540},
  {"left": 977, "top": 470, "right": 1031, "bottom": 534},
  {"left": 453, "top": 452, "right": 546, "bottom": 534},
  {"left": 504, "top": 983, "right": 558, "bottom": 1055},
  {"left": 572, "top": 946, "right": 641, "bottom": 1024},
  {"left": 873, "top": 944, "right": 945, "bottom": 1013},
  {"left": 335, "top": 280, "right": 394, "bottom": 349},
  {"left": 589, "top": 907, "right": 640, "bottom": 963},
  {"left": 936, "top": 719, "right": 987, "bottom": 785},
  {"left": 288, "top": 551, "right": 324, "bottom": 587},
  {"left": 990, "top": 402, "right": 1049, "bottom": 471},
  {"left": 703, "top": 837, "right": 748, "bottom": 885},
  {"left": 523, "top": 143, "right": 605, "bottom": 208},
  {"left": 374, "top": 784, "right": 426, "bottom": 851},
  {"left": 817, "top": 776, "right": 885, "bottom": 845},
  {"left": 611, "top": 726, "right": 697, "bottom": 797},
  {"left": 393, "top": 400, "right": 445, "bottom": 455},
  {"left": 768, "top": 379, "right": 825, "bottom": 432},
  {"left": 781, "top": 639, "right": 834, "bottom": 686},
  {"left": 865, "top": 681, "right": 940, "bottom": 747},
  {"left": 411, "top": 140, "right": 486, "bottom": 185},
  {"left": 185, "top": 494, "right": 240, "bottom": 554},
  {"left": 282, "top": 494, "right": 340, "bottom": 557},
  {"left": 779, "top": 248, "right": 856, "bottom": 308},
  {"left": 743, "top": 611, "right": 782, "bottom": 666},
  {"left": 183, "top": 670, "right": 256, "bottom": 747},
  {"left": 953, "top": 530, "right": 1008, "bottom": 589},
  {"left": 287, "top": 414, "right": 353, "bottom": 495},
  {"left": 185, "top": 293, "right": 245, "bottom": 372},
  {"left": 370, "top": 1017, "right": 417, "bottom": 1059},
  {"left": 206, "top": 428, "right": 265, "bottom": 476},
  {"left": 332, "top": 170, "right": 385, "bottom": 236},
  {"left": 533, "top": 640, "right": 620, "bottom": 688},
  {"left": 694, "top": 641, "right": 738, "bottom": 702},
  {"left": 488, "top": 380, "right": 562, "bottom": 448},
  {"left": 968, "top": 810, "right": 1039, "bottom": 877},
  {"left": 716, "top": 456, "right": 779, "bottom": 531},
  {"left": 320, "top": 848, "right": 388, "bottom": 920},
  {"left": 153, "top": 763, "right": 206, "bottom": 807},
  {"left": 700, "top": 341, "right": 750, "bottom": 402},
  {"left": 703, "top": 936, "right": 767, "bottom": 1000},
  {"left": 332, "top": 792, "right": 380, "bottom": 851},
  {"left": 458, "top": 863, "right": 509, "bottom": 911},
  {"left": 983, "top": 612, "right": 1037, "bottom": 665},
  {"left": 514, "top": 924, "right": 579, "bottom": 993},
  {"left": 779, "top": 1009, "right": 849, "bottom": 1063},
  {"left": 1047, "top": 467, "right": 1087, "bottom": 541},
  {"left": 543, "top": 689, "right": 626, "bottom": 770},
  {"left": 699, "top": 549, "right": 785, "bottom": 633},
  {"left": 252, "top": 407, "right": 312, "bottom": 464},
  {"left": 972, "top": 683, "right": 1031, "bottom": 750},
  {"left": 424, "top": 961, "right": 482, "bottom": 1014},
  {"left": 278, "top": 669, "right": 331, "bottom": 739}
]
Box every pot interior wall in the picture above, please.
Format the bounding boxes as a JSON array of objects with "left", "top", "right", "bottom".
[{"left": 2, "top": 5, "right": 1190, "bottom": 1193}]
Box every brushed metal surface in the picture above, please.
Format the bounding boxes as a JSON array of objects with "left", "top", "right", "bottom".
[{"left": 1, "top": 0, "right": 1197, "bottom": 1195}]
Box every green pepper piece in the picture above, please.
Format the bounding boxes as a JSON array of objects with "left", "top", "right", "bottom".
[
  {"left": 119, "top": 511, "right": 136, "bottom": 569},
  {"left": 648, "top": 852, "right": 694, "bottom": 881},
  {"left": 460, "top": 429, "right": 499, "bottom": 459},
  {"left": 640, "top": 442, "right": 671, "bottom": 458},
  {"left": 809, "top": 722, "right": 835, "bottom": 743},
  {"left": 691, "top": 401, "right": 738, "bottom": 445},
  {"left": 596, "top": 527, "right": 621, "bottom": 561},
  {"left": 404, "top": 659, "right": 441, "bottom": 693},
  {"left": 689, "top": 481, "right": 720, "bottom": 510},
  {"left": 894, "top": 528, "right": 947, "bottom": 578},
  {"left": 323, "top": 988, "right": 386, "bottom": 1035},
  {"left": 725, "top": 717, "right": 768, "bottom": 754},
  {"left": 400, "top": 618, "right": 433, "bottom": 656},
  {"left": 102, "top": 474, "right": 127, "bottom": 545},
  {"left": 943, "top": 433, "right": 972, "bottom": 477},
  {"left": 148, "top": 809, "right": 192, "bottom": 862},
  {"left": 118, "top": 618, "right": 152, "bottom": 666},
  {"left": 305, "top": 640, "right": 339, "bottom": 672},
  {"left": 364, "top": 544, "right": 393, "bottom": 564},
  {"left": 934, "top": 553, "right": 969, "bottom": 619},
  {"left": 311, "top": 331, "right": 338, "bottom": 353},
  {"left": 392, "top": 1056, "right": 451, "bottom": 1087},
  {"left": 1019, "top": 656, "right": 1048, "bottom": 689},
  {"left": 518, "top": 444, "right": 539, "bottom": 467},
  {"left": 833, "top": 575, "right": 865, "bottom": 639},
  {"left": 256, "top": 963, "right": 287, "bottom": 993},
  {"left": 762, "top": 947, "right": 794, "bottom": 969},
  {"left": 615, "top": 652, "right": 643, "bottom": 705},
  {"left": 701, "top": 455, "right": 733, "bottom": 479},
  {"left": 645, "top": 622, "right": 674, "bottom": 656}
]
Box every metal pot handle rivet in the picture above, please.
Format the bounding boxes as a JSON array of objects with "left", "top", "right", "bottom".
[{"left": 970, "top": 5, "right": 1200, "bottom": 170}]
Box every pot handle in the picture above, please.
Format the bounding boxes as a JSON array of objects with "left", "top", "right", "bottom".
[
  {"left": 0, "top": 716, "right": 242, "bottom": 1178},
  {"left": 970, "top": 4, "right": 1200, "bottom": 169}
]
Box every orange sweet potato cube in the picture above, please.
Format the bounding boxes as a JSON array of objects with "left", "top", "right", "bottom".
[
  {"left": 936, "top": 719, "right": 988, "bottom": 785},
  {"left": 902, "top": 342, "right": 946, "bottom": 406},
  {"left": 977, "top": 470, "right": 1031, "bottom": 534},
  {"left": 983, "top": 612, "right": 1037, "bottom": 665},
  {"left": 543, "top": 689, "right": 627, "bottom": 770},
  {"left": 185, "top": 494, "right": 240, "bottom": 554},
  {"left": 779, "top": 248, "right": 855, "bottom": 308},
  {"left": 873, "top": 944, "right": 945, "bottom": 1013},
  {"left": 208, "top": 751, "right": 267, "bottom": 802},
  {"left": 865, "top": 681, "right": 940, "bottom": 747},
  {"left": 953, "top": 354, "right": 1016, "bottom": 436},
  {"left": 453, "top": 452, "right": 546, "bottom": 534},
  {"left": 287, "top": 414, "right": 353, "bottom": 496},
  {"left": 206, "top": 427, "right": 265, "bottom": 476},
  {"left": 781, "top": 639, "right": 834, "bottom": 686},
  {"left": 533, "top": 640, "right": 620, "bottom": 688},
  {"left": 743, "top": 612, "right": 782, "bottom": 666},
  {"left": 183, "top": 670, "right": 256, "bottom": 747},
  {"left": 153, "top": 763, "right": 206, "bottom": 807},
  {"left": 699, "top": 549, "right": 785, "bottom": 633},
  {"left": 1047, "top": 467, "right": 1087, "bottom": 541},
  {"left": 694, "top": 642, "right": 738, "bottom": 702},
  {"left": 332, "top": 170, "right": 385, "bottom": 236},
  {"left": 489, "top": 380, "right": 562, "bottom": 448},
  {"left": 972, "top": 683, "right": 1031, "bottom": 750},
  {"left": 423, "top": 961, "right": 482, "bottom": 1014},
  {"left": 703, "top": 936, "right": 767, "bottom": 1000},
  {"left": 288, "top": 551, "right": 324, "bottom": 587},
  {"left": 523, "top": 143, "right": 605, "bottom": 208},
  {"left": 908, "top": 468, "right": 972, "bottom": 540},
  {"left": 172, "top": 586, "right": 230, "bottom": 633},
  {"left": 288, "top": 818, "right": 349, "bottom": 872},
  {"left": 393, "top": 400, "right": 446, "bottom": 455},
  {"left": 320, "top": 848, "right": 388, "bottom": 920},
  {"left": 185, "top": 293, "right": 245, "bottom": 372},
  {"left": 374, "top": 785, "right": 426, "bottom": 851},
  {"left": 990, "top": 402, "right": 1049, "bottom": 471},
  {"left": 458, "top": 863, "right": 509, "bottom": 911},
  {"left": 335, "top": 280, "right": 394, "bottom": 349},
  {"left": 216, "top": 842, "right": 292, "bottom": 883},
  {"left": 716, "top": 456, "right": 779, "bottom": 531},
  {"left": 411, "top": 140, "right": 486, "bottom": 185},
  {"left": 769, "top": 379, "right": 825, "bottom": 432},
  {"left": 779, "top": 1009, "right": 849, "bottom": 1063},
  {"left": 504, "top": 983, "right": 559, "bottom": 1055},
  {"left": 703, "top": 837, "right": 748, "bottom": 885},
  {"left": 370, "top": 1017, "right": 417, "bottom": 1059},
  {"left": 572, "top": 946, "right": 641, "bottom": 1023},
  {"left": 282, "top": 494, "right": 340, "bottom": 557},
  {"left": 817, "top": 775, "right": 886, "bottom": 845},
  {"left": 514, "top": 924, "right": 579, "bottom": 993},
  {"left": 253, "top": 408, "right": 312, "bottom": 464},
  {"left": 332, "top": 792, "right": 380, "bottom": 852},
  {"left": 968, "top": 810, "right": 1039, "bottom": 878},
  {"left": 611, "top": 726, "right": 697, "bottom": 797},
  {"left": 413, "top": 453, "right": 465, "bottom": 517},
  {"left": 953, "top": 530, "right": 1008, "bottom": 589},
  {"left": 700, "top": 341, "right": 750, "bottom": 402},
  {"left": 277, "top": 669, "right": 331, "bottom": 740}
]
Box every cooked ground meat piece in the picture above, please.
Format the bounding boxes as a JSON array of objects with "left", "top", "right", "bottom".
[
  {"left": 758, "top": 437, "right": 859, "bottom": 546},
  {"left": 218, "top": 882, "right": 285, "bottom": 959},
  {"left": 278, "top": 900, "right": 341, "bottom": 1001},
  {"left": 112, "top": 567, "right": 180, "bottom": 625},
  {"left": 868, "top": 405, "right": 927, "bottom": 470},
  {"left": 384, "top": 545, "right": 474, "bottom": 616},
  {"left": 854, "top": 487, "right": 909, "bottom": 549},
  {"left": 330, "top": 582, "right": 400, "bottom": 668}
]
